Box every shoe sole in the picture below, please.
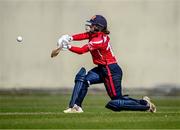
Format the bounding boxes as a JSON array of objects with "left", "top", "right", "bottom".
[{"left": 143, "top": 96, "right": 156, "bottom": 113}]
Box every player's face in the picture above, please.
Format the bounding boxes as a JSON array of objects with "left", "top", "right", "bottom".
[
  {"left": 85, "top": 24, "right": 91, "bottom": 32},
  {"left": 85, "top": 24, "right": 96, "bottom": 33},
  {"left": 85, "top": 23, "right": 96, "bottom": 33}
]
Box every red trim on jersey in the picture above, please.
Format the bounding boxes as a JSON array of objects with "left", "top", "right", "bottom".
[{"left": 106, "top": 65, "right": 117, "bottom": 97}]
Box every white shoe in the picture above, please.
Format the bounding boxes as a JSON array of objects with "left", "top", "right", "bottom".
[
  {"left": 143, "top": 96, "right": 156, "bottom": 113},
  {"left": 73, "top": 104, "right": 84, "bottom": 113},
  {"left": 63, "top": 104, "right": 83, "bottom": 113},
  {"left": 63, "top": 108, "right": 73, "bottom": 113}
]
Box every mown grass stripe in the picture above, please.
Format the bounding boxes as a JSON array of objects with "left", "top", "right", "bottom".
[{"left": 0, "top": 111, "right": 180, "bottom": 115}]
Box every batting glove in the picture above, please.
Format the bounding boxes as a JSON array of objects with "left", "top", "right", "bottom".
[
  {"left": 57, "top": 35, "right": 73, "bottom": 48},
  {"left": 62, "top": 42, "right": 71, "bottom": 50},
  {"left": 62, "top": 35, "right": 73, "bottom": 43}
]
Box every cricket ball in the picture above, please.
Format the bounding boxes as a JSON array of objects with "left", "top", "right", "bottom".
[{"left": 17, "top": 36, "right": 23, "bottom": 42}]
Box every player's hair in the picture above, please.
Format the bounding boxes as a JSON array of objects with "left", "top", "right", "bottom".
[
  {"left": 95, "top": 25, "right": 110, "bottom": 35},
  {"left": 102, "top": 27, "right": 110, "bottom": 34}
]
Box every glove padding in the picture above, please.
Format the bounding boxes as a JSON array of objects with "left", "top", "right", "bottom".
[
  {"left": 51, "top": 35, "right": 72, "bottom": 58},
  {"left": 61, "top": 42, "right": 71, "bottom": 50},
  {"left": 57, "top": 35, "right": 73, "bottom": 48}
]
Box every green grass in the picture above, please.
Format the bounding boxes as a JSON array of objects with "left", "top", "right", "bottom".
[{"left": 0, "top": 94, "right": 180, "bottom": 129}]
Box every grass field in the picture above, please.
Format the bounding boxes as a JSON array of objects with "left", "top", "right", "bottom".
[{"left": 0, "top": 93, "right": 180, "bottom": 129}]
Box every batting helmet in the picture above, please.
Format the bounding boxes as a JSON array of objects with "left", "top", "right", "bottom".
[{"left": 87, "top": 15, "right": 107, "bottom": 28}]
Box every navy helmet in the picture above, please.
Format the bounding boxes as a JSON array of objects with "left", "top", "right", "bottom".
[{"left": 87, "top": 15, "right": 107, "bottom": 28}]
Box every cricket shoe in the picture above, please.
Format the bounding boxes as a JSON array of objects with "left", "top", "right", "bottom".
[
  {"left": 63, "top": 104, "right": 83, "bottom": 113},
  {"left": 143, "top": 96, "right": 156, "bottom": 113},
  {"left": 63, "top": 108, "right": 73, "bottom": 113}
]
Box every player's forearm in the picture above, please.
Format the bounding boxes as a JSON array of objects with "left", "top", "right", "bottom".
[
  {"left": 72, "top": 32, "right": 90, "bottom": 41},
  {"left": 69, "top": 45, "right": 89, "bottom": 54}
]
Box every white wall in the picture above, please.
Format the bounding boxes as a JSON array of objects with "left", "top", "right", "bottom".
[{"left": 0, "top": 0, "right": 179, "bottom": 89}]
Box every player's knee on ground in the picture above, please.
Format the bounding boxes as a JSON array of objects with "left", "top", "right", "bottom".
[
  {"left": 105, "top": 97, "right": 150, "bottom": 111},
  {"left": 105, "top": 99, "right": 122, "bottom": 111}
]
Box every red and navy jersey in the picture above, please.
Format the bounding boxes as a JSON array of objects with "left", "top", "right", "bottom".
[{"left": 69, "top": 32, "right": 117, "bottom": 65}]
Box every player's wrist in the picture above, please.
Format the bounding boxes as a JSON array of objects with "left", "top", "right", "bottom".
[
  {"left": 69, "top": 36, "right": 73, "bottom": 42},
  {"left": 67, "top": 45, "right": 72, "bottom": 49}
]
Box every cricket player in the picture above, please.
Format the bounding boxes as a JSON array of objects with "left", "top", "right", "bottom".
[{"left": 51, "top": 15, "right": 156, "bottom": 113}]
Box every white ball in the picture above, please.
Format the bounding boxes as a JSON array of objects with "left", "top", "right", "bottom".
[{"left": 17, "top": 36, "right": 23, "bottom": 42}]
